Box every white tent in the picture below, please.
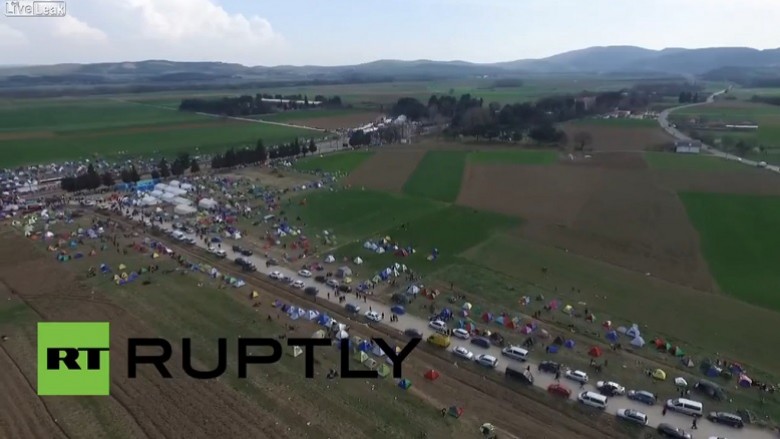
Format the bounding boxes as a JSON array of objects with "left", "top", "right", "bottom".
[
  {"left": 198, "top": 198, "right": 218, "bottom": 209},
  {"left": 173, "top": 196, "right": 192, "bottom": 205},
  {"left": 165, "top": 187, "right": 186, "bottom": 196},
  {"left": 180, "top": 183, "right": 193, "bottom": 191},
  {"left": 150, "top": 189, "right": 164, "bottom": 198},
  {"left": 154, "top": 183, "right": 167, "bottom": 191},
  {"left": 140, "top": 196, "right": 159, "bottom": 206},
  {"left": 289, "top": 345, "right": 303, "bottom": 357},
  {"left": 174, "top": 204, "right": 197, "bottom": 215},
  {"left": 324, "top": 254, "right": 335, "bottom": 263},
  {"left": 169, "top": 180, "right": 181, "bottom": 187},
  {"left": 160, "top": 192, "right": 176, "bottom": 202},
  {"left": 353, "top": 256, "right": 363, "bottom": 265}
]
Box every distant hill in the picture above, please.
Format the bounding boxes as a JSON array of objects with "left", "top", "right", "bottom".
[{"left": 1, "top": 46, "right": 779, "bottom": 92}]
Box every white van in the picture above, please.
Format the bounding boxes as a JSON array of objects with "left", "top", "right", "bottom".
[
  {"left": 578, "top": 391, "right": 608, "bottom": 409},
  {"left": 665, "top": 398, "right": 703, "bottom": 417},
  {"left": 501, "top": 346, "right": 529, "bottom": 361}
]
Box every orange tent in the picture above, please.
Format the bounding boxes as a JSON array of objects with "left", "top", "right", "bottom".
[
  {"left": 424, "top": 369, "right": 440, "bottom": 381},
  {"left": 588, "top": 346, "right": 603, "bottom": 358}
]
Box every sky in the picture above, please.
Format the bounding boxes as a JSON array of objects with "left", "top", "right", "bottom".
[{"left": 1, "top": 0, "right": 779, "bottom": 66}]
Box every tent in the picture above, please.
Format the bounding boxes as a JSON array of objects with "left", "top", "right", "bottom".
[
  {"left": 354, "top": 351, "right": 369, "bottom": 363},
  {"left": 391, "top": 305, "right": 405, "bottom": 315},
  {"left": 289, "top": 345, "right": 303, "bottom": 357},
  {"left": 312, "top": 329, "right": 326, "bottom": 339},
  {"left": 606, "top": 330, "right": 619, "bottom": 343},
  {"left": 552, "top": 336, "right": 564, "bottom": 345},
  {"left": 652, "top": 369, "right": 667, "bottom": 380},
  {"left": 562, "top": 304, "right": 573, "bottom": 315},
  {"left": 447, "top": 406, "right": 464, "bottom": 418},
  {"left": 174, "top": 204, "right": 197, "bottom": 215},
  {"left": 564, "top": 339, "right": 576, "bottom": 349},
  {"left": 671, "top": 346, "right": 685, "bottom": 357},
  {"left": 250, "top": 291, "right": 259, "bottom": 299},
  {"left": 625, "top": 324, "right": 641, "bottom": 338},
  {"left": 674, "top": 377, "right": 688, "bottom": 387},
  {"left": 705, "top": 365, "right": 722, "bottom": 377},
  {"left": 398, "top": 379, "right": 412, "bottom": 390},
  {"left": 377, "top": 363, "right": 391, "bottom": 378},
  {"left": 198, "top": 198, "right": 218, "bottom": 209},
  {"left": 588, "top": 346, "right": 603, "bottom": 357},
  {"left": 547, "top": 345, "right": 559, "bottom": 354},
  {"left": 738, "top": 374, "right": 752, "bottom": 388},
  {"left": 424, "top": 369, "right": 440, "bottom": 381},
  {"left": 630, "top": 336, "right": 645, "bottom": 348},
  {"left": 353, "top": 257, "right": 363, "bottom": 265},
  {"left": 324, "top": 254, "right": 335, "bottom": 263},
  {"left": 337, "top": 266, "right": 352, "bottom": 278}
]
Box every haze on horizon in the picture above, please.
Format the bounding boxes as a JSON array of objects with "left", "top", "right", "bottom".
[{"left": 1, "top": 0, "right": 779, "bottom": 66}]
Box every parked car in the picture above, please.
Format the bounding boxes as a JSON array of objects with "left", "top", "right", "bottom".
[
  {"left": 314, "top": 275, "right": 326, "bottom": 283},
  {"left": 242, "top": 263, "right": 257, "bottom": 272},
  {"left": 210, "top": 248, "right": 226, "bottom": 258},
  {"left": 707, "top": 412, "right": 744, "bottom": 428},
  {"left": 304, "top": 286, "right": 318, "bottom": 296},
  {"left": 475, "top": 354, "right": 498, "bottom": 368},
  {"left": 344, "top": 303, "right": 360, "bottom": 314},
  {"left": 364, "top": 311, "right": 381, "bottom": 322},
  {"left": 451, "top": 328, "right": 470, "bottom": 339},
  {"left": 291, "top": 280, "right": 305, "bottom": 289},
  {"left": 501, "top": 346, "right": 529, "bottom": 362},
  {"left": 240, "top": 249, "right": 253, "bottom": 256},
  {"left": 268, "top": 271, "right": 282, "bottom": 280},
  {"left": 326, "top": 279, "right": 339, "bottom": 288},
  {"left": 266, "top": 258, "right": 279, "bottom": 266},
  {"left": 338, "top": 285, "right": 353, "bottom": 293},
  {"left": 538, "top": 361, "right": 561, "bottom": 374},
  {"left": 616, "top": 409, "right": 648, "bottom": 425},
  {"left": 452, "top": 346, "right": 474, "bottom": 360},
  {"left": 505, "top": 366, "right": 534, "bottom": 385},
  {"left": 403, "top": 328, "right": 423, "bottom": 338},
  {"left": 547, "top": 383, "right": 572, "bottom": 398},
  {"left": 470, "top": 337, "right": 491, "bottom": 349},
  {"left": 627, "top": 390, "right": 657, "bottom": 405},
  {"left": 280, "top": 275, "right": 293, "bottom": 284},
  {"left": 297, "top": 269, "right": 312, "bottom": 278},
  {"left": 596, "top": 380, "right": 626, "bottom": 396},
  {"left": 231, "top": 245, "right": 242, "bottom": 252},
  {"left": 656, "top": 423, "right": 692, "bottom": 439},
  {"left": 428, "top": 320, "right": 447, "bottom": 332},
  {"left": 564, "top": 369, "right": 589, "bottom": 384}
]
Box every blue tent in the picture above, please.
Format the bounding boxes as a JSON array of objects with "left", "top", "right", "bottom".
[
  {"left": 606, "top": 330, "right": 619, "bottom": 343},
  {"left": 316, "top": 314, "right": 332, "bottom": 326},
  {"left": 391, "top": 305, "right": 405, "bottom": 315},
  {"left": 706, "top": 365, "right": 722, "bottom": 377},
  {"left": 547, "top": 345, "right": 559, "bottom": 354},
  {"left": 564, "top": 339, "right": 576, "bottom": 349},
  {"left": 99, "top": 263, "right": 111, "bottom": 273},
  {"left": 358, "top": 340, "right": 373, "bottom": 352},
  {"left": 398, "top": 379, "right": 412, "bottom": 390},
  {"left": 438, "top": 308, "right": 452, "bottom": 320}
]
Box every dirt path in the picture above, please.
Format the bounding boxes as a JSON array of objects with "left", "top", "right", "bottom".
[{"left": 110, "top": 98, "right": 325, "bottom": 132}]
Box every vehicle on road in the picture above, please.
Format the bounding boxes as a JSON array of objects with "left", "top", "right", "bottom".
[
  {"left": 427, "top": 333, "right": 451, "bottom": 348},
  {"left": 656, "top": 423, "right": 692, "bottom": 439},
  {"left": 240, "top": 249, "right": 253, "bottom": 256},
  {"left": 344, "top": 303, "right": 360, "bottom": 314},
  {"left": 298, "top": 269, "right": 312, "bottom": 278},
  {"left": 616, "top": 409, "right": 648, "bottom": 425},
  {"left": 304, "top": 286, "right": 318, "bottom": 296},
  {"left": 475, "top": 354, "right": 498, "bottom": 368},
  {"left": 564, "top": 369, "right": 589, "bottom": 384},
  {"left": 404, "top": 328, "right": 423, "bottom": 339},
  {"left": 505, "top": 366, "right": 534, "bottom": 385},
  {"left": 428, "top": 320, "right": 447, "bottom": 333},
  {"left": 326, "top": 279, "right": 339, "bottom": 288},
  {"left": 706, "top": 412, "right": 744, "bottom": 428},
  {"left": 452, "top": 346, "right": 474, "bottom": 360},
  {"left": 470, "top": 337, "right": 491, "bottom": 349},
  {"left": 627, "top": 389, "right": 657, "bottom": 405},
  {"left": 268, "top": 271, "right": 282, "bottom": 280},
  {"left": 314, "top": 275, "right": 326, "bottom": 283},
  {"left": 547, "top": 384, "right": 571, "bottom": 398},
  {"left": 596, "top": 380, "right": 626, "bottom": 396},
  {"left": 665, "top": 398, "right": 703, "bottom": 417},
  {"left": 538, "top": 361, "right": 560, "bottom": 374},
  {"left": 501, "top": 345, "right": 529, "bottom": 362},
  {"left": 364, "top": 311, "right": 381, "bottom": 322},
  {"left": 451, "top": 328, "right": 470, "bottom": 339},
  {"left": 577, "top": 391, "right": 608, "bottom": 410},
  {"left": 209, "top": 248, "right": 226, "bottom": 258},
  {"left": 280, "top": 275, "right": 293, "bottom": 284},
  {"left": 291, "top": 280, "right": 305, "bottom": 289}
]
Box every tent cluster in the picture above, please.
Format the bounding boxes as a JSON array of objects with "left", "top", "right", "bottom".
[{"left": 362, "top": 236, "right": 416, "bottom": 258}]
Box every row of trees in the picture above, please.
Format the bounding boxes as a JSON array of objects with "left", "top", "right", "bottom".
[
  {"left": 60, "top": 154, "right": 202, "bottom": 192},
  {"left": 678, "top": 92, "right": 701, "bottom": 103},
  {"left": 60, "top": 164, "right": 116, "bottom": 192},
  {"left": 210, "top": 138, "right": 318, "bottom": 169},
  {"left": 179, "top": 93, "right": 344, "bottom": 116}
]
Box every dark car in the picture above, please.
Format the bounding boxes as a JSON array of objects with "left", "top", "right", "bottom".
[
  {"left": 547, "top": 383, "right": 571, "bottom": 398},
  {"left": 538, "top": 360, "right": 561, "bottom": 374},
  {"left": 314, "top": 275, "right": 326, "bottom": 283},
  {"left": 234, "top": 257, "right": 247, "bottom": 266},
  {"left": 656, "top": 423, "right": 692, "bottom": 439},
  {"left": 694, "top": 380, "right": 726, "bottom": 400},
  {"left": 232, "top": 245, "right": 242, "bottom": 252},
  {"left": 266, "top": 258, "right": 279, "bottom": 266},
  {"left": 304, "top": 286, "right": 319, "bottom": 296},
  {"left": 240, "top": 249, "right": 253, "bottom": 256},
  {"left": 707, "top": 411, "right": 744, "bottom": 428},
  {"left": 627, "top": 390, "right": 657, "bottom": 406},
  {"left": 338, "top": 285, "right": 353, "bottom": 293},
  {"left": 404, "top": 328, "right": 423, "bottom": 339},
  {"left": 597, "top": 382, "right": 623, "bottom": 397},
  {"left": 242, "top": 263, "right": 257, "bottom": 273},
  {"left": 505, "top": 366, "right": 534, "bottom": 385},
  {"left": 470, "top": 337, "right": 491, "bottom": 349}
]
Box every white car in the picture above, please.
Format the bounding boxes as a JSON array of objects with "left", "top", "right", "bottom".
[
  {"left": 452, "top": 346, "right": 474, "bottom": 360},
  {"left": 616, "top": 409, "right": 648, "bottom": 425},
  {"left": 564, "top": 369, "right": 589, "bottom": 384},
  {"left": 291, "top": 280, "right": 305, "bottom": 289},
  {"left": 364, "top": 311, "right": 381, "bottom": 322},
  {"left": 452, "top": 328, "right": 470, "bottom": 340},
  {"left": 501, "top": 345, "right": 529, "bottom": 361},
  {"left": 475, "top": 354, "right": 498, "bottom": 368},
  {"left": 428, "top": 320, "right": 447, "bottom": 332},
  {"left": 596, "top": 380, "right": 626, "bottom": 396},
  {"left": 298, "top": 269, "right": 312, "bottom": 278},
  {"left": 326, "top": 279, "right": 339, "bottom": 288},
  {"left": 268, "top": 271, "right": 282, "bottom": 280}
]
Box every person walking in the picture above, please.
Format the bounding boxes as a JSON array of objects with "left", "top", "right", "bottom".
[{"left": 691, "top": 418, "right": 697, "bottom": 430}]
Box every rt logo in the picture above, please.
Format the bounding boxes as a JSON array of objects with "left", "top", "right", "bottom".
[{"left": 37, "top": 322, "right": 110, "bottom": 396}]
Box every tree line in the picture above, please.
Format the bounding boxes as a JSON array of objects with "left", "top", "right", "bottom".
[
  {"left": 178, "top": 93, "right": 343, "bottom": 116},
  {"left": 750, "top": 95, "right": 780, "bottom": 106},
  {"left": 678, "top": 92, "right": 701, "bottom": 103},
  {"left": 210, "top": 138, "right": 318, "bottom": 169},
  {"left": 60, "top": 153, "right": 201, "bottom": 192}
]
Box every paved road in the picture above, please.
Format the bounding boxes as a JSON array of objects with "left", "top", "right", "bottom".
[
  {"left": 131, "top": 215, "right": 776, "bottom": 439},
  {"left": 658, "top": 90, "right": 780, "bottom": 173}
]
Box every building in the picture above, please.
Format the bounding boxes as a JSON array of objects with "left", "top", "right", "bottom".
[{"left": 674, "top": 140, "right": 702, "bottom": 154}]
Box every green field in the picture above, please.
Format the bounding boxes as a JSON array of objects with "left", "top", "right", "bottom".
[
  {"left": 0, "top": 99, "right": 315, "bottom": 167},
  {"left": 403, "top": 151, "right": 467, "bottom": 202},
  {"left": 468, "top": 149, "right": 558, "bottom": 165},
  {"left": 293, "top": 151, "right": 373, "bottom": 174},
  {"left": 644, "top": 151, "right": 749, "bottom": 171},
  {"left": 259, "top": 108, "right": 376, "bottom": 122},
  {"left": 679, "top": 192, "right": 780, "bottom": 311},
  {"left": 566, "top": 118, "right": 660, "bottom": 128}
]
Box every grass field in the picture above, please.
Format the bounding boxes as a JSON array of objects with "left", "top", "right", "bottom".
[
  {"left": 403, "top": 151, "right": 467, "bottom": 202},
  {"left": 679, "top": 192, "right": 780, "bottom": 311},
  {"left": 644, "top": 152, "right": 749, "bottom": 171},
  {"left": 566, "top": 118, "right": 660, "bottom": 128},
  {"left": 259, "top": 108, "right": 375, "bottom": 122},
  {"left": 468, "top": 150, "right": 558, "bottom": 165},
  {"left": 0, "top": 99, "right": 314, "bottom": 167},
  {"left": 293, "top": 151, "right": 374, "bottom": 174}
]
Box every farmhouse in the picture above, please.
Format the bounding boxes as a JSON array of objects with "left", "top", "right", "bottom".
[{"left": 674, "top": 140, "right": 701, "bottom": 154}]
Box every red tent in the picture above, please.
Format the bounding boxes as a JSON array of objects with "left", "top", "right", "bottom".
[
  {"left": 654, "top": 338, "right": 666, "bottom": 349},
  {"left": 424, "top": 369, "right": 440, "bottom": 381},
  {"left": 588, "top": 346, "right": 603, "bottom": 358}
]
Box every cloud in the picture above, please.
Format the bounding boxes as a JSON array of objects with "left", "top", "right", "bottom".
[{"left": 0, "top": 0, "right": 285, "bottom": 65}]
